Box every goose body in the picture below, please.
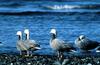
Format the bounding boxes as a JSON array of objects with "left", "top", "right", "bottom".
[
  {"left": 24, "top": 29, "right": 41, "bottom": 55},
  {"left": 75, "top": 35, "right": 100, "bottom": 51},
  {"left": 50, "top": 29, "right": 76, "bottom": 60},
  {"left": 17, "top": 40, "right": 27, "bottom": 51},
  {"left": 50, "top": 38, "right": 75, "bottom": 52},
  {"left": 50, "top": 39, "right": 63, "bottom": 51},
  {"left": 24, "top": 40, "right": 40, "bottom": 51}
]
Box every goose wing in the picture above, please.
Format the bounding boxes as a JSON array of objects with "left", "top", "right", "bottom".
[
  {"left": 24, "top": 40, "right": 40, "bottom": 50},
  {"left": 17, "top": 41, "right": 27, "bottom": 51},
  {"left": 84, "top": 39, "right": 100, "bottom": 50},
  {"left": 60, "top": 42, "right": 76, "bottom": 51},
  {"left": 51, "top": 39, "right": 75, "bottom": 51},
  {"left": 50, "top": 39, "right": 65, "bottom": 50}
]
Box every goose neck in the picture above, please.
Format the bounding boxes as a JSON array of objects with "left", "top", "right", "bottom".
[
  {"left": 51, "top": 34, "right": 56, "bottom": 40},
  {"left": 25, "top": 33, "right": 29, "bottom": 40},
  {"left": 18, "top": 35, "right": 22, "bottom": 40}
]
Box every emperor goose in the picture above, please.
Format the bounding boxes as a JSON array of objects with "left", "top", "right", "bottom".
[
  {"left": 75, "top": 35, "right": 100, "bottom": 51},
  {"left": 50, "top": 29, "right": 76, "bottom": 60},
  {"left": 24, "top": 29, "right": 41, "bottom": 56}
]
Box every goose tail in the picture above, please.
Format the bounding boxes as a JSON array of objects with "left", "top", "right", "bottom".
[
  {"left": 95, "top": 46, "right": 100, "bottom": 52},
  {"left": 70, "top": 50, "right": 77, "bottom": 52},
  {"left": 34, "top": 47, "right": 41, "bottom": 50}
]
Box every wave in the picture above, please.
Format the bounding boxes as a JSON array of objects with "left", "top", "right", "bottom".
[
  {"left": 0, "top": 11, "right": 100, "bottom": 15},
  {"left": 0, "top": 5, "right": 99, "bottom": 15},
  {"left": 42, "top": 5, "right": 79, "bottom": 9},
  {"left": 0, "top": 4, "right": 100, "bottom": 11},
  {"left": 42, "top": 4, "right": 100, "bottom": 10},
  {"left": 0, "top": 0, "right": 100, "bottom": 2},
  {"left": 0, "top": 1, "right": 99, "bottom": 15},
  {"left": 0, "top": 2, "right": 23, "bottom": 8}
]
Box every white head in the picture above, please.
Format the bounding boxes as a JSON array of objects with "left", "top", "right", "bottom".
[
  {"left": 16, "top": 31, "right": 22, "bottom": 36},
  {"left": 50, "top": 29, "right": 57, "bottom": 35},
  {"left": 79, "top": 35, "right": 85, "bottom": 40},
  {"left": 24, "top": 29, "right": 29, "bottom": 34},
  {"left": 16, "top": 31, "right": 22, "bottom": 40}
]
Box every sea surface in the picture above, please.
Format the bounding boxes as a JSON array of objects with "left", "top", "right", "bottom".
[{"left": 0, "top": 0, "right": 100, "bottom": 55}]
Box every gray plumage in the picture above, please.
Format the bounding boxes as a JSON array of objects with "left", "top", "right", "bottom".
[
  {"left": 75, "top": 35, "right": 100, "bottom": 51},
  {"left": 24, "top": 29, "right": 41, "bottom": 56},
  {"left": 16, "top": 31, "right": 27, "bottom": 55},
  {"left": 24, "top": 40, "right": 40, "bottom": 51},
  {"left": 50, "top": 29, "right": 76, "bottom": 60},
  {"left": 50, "top": 39, "right": 75, "bottom": 52}
]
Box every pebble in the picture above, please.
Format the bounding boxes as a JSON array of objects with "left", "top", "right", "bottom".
[
  {"left": 53, "top": 61, "right": 61, "bottom": 65},
  {"left": 0, "top": 54, "right": 100, "bottom": 65},
  {"left": 87, "top": 63, "right": 92, "bottom": 65},
  {"left": 27, "top": 62, "right": 31, "bottom": 65},
  {"left": 62, "top": 59, "right": 70, "bottom": 65},
  {"left": 10, "top": 63, "right": 13, "bottom": 65},
  {"left": 97, "top": 61, "right": 99, "bottom": 64}
]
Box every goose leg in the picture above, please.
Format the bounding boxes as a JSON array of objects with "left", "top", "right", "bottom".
[
  {"left": 27, "top": 51, "right": 30, "bottom": 56},
  {"left": 60, "top": 52, "right": 64, "bottom": 60},
  {"left": 57, "top": 51, "right": 59, "bottom": 58},
  {"left": 20, "top": 51, "right": 22, "bottom": 55},
  {"left": 57, "top": 51, "right": 61, "bottom": 61},
  {"left": 29, "top": 50, "right": 32, "bottom": 56}
]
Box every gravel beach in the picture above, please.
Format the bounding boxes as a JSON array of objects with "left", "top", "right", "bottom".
[{"left": 0, "top": 52, "right": 100, "bottom": 65}]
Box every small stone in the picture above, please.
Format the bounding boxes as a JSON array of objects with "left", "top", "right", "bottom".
[
  {"left": 62, "top": 59, "right": 70, "bottom": 65},
  {"left": 5, "top": 57, "right": 7, "bottom": 58},
  {"left": 53, "top": 61, "right": 61, "bottom": 65},
  {"left": 87, "top": 63, "right": 92, "bottom": 65},
  {"left": 81, "top": 59, "right": 85, "bottom": 61},
  {"left": 97, "top": 61, "right": 100, "bottom": 64},
  {"left": 10, "top": 63, "right": 13, "bottom": 65},
  {"left": 28, "top": 62, "right": 31, "bottom": 65}
]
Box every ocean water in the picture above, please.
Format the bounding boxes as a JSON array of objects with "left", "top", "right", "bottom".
[{"left": 0, "top": 0, "right": 100, "bottom": 55}]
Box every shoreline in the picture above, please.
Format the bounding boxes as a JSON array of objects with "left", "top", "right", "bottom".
[{"left": 0, "top": 53, "right": 100, "bottom": 65}]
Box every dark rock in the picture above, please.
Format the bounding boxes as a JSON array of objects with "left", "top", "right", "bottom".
[
  {"left": 0, "top": 53, "right": 100, "bottom": 65},
  {"left": 62, "top": 59, "right": 70, "bottom": 65}
]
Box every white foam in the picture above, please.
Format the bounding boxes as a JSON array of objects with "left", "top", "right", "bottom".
[{"left": 45, "top": 5, "right": 79, "bottom": 10}]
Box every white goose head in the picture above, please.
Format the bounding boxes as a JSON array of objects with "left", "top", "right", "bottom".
[
  {"left": 24, "top": 29, "right": 29, "bottom": 40},
  {"left": 50, "top": 29, "right": 56, "bottom": 35},
  {"left": 79, "top": 35, "right": 85, "bottom": 40},
  {"left": 16, "top": 31, "right": 22, "bottom": 40},
  {"left": 50, "top": 29, "right": 57, "bottom": 39}
]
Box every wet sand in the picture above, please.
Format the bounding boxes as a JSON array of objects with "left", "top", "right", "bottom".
[{"left": 0, "top": 52, "right": 100, "bottom": 65}]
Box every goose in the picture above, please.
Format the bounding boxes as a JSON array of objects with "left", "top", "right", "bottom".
[
  {"left": 16, "top": 31, "right": 27, "bottom": 55},
  {"left": 50, "top": 29, "right": 76, "bottom": 60},
  {"left": 24, "top": 29, "right": 41, "bottom": 56},
  {"left": 75, "top": 35, "right": 100, "bottom": 51}
]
